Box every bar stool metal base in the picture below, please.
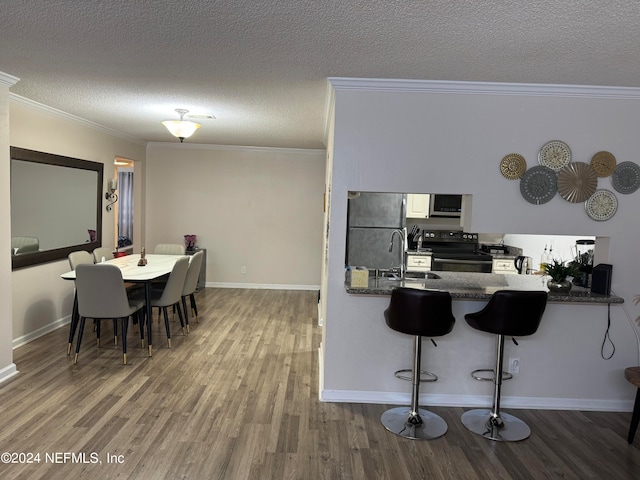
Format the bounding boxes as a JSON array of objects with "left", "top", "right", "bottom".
[
  {"left": 381, "top": 407, "right": 448, "bottom": 440},
  {"left": 461, "top": 409, "right": 531, "bottom": 442}
]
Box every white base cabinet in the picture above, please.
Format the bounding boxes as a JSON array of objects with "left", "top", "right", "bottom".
[
  {"left": 406, "top": 254, "right": 432, "bottom": 272},
  {"left": 492, "top": 257, "right": 517, "bottom": 274}
]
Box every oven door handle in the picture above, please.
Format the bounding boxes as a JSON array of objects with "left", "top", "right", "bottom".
[{"left": 432, "top": 257, "right": 493, "bottom": 265}]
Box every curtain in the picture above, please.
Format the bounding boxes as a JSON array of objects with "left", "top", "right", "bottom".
[{"left": 117, "top": 171, "right": 134, "bottom": 243}]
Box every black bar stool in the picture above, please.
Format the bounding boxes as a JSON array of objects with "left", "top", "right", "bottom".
[
  {"left": 381, "top": 288, "right": 455, "bottom": 440},
  {"left": 461, "top": 290, "right": 547, "bottom": 442}
]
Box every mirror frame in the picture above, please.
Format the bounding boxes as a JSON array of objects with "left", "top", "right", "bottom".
[{"left": 11, "top": 146, "right": 103, "bottom": 270}]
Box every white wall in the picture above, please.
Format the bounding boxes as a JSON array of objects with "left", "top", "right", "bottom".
[
  {"left": 322, "top": 79, "right": 640, "bottom": 410},
  {"left": 145, "top": 143, "right": 325, "bottom": 288},
  {"left": 8, "top": 97, "right": 146, "bottom": 347}
]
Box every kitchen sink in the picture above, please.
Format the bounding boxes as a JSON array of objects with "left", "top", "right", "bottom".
[
  {"left": 405, "top": 271, "right": 441, "bottom": 280},
  {"left": 374, "top": 269, "right": 401, "bottom": 279},
  {"left": 374, "top": 269, "right": 441, "bottom": 280}
]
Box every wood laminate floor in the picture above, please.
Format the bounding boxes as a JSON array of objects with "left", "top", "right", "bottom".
[{"left": 0, "top": 288, "right": 638, "bottom": 479}]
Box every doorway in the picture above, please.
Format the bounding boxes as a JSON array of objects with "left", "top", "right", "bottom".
[{"left": 114, "top": 157, "right": 134, "bottom": 253}]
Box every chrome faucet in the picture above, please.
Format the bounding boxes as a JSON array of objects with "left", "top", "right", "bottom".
[{"left": 388, "top": 228, "right": 406, "bottom": 279}]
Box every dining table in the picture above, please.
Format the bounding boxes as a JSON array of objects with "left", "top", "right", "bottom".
[{"left": 61, "top": 253, "right": 186, "bottom": 356}]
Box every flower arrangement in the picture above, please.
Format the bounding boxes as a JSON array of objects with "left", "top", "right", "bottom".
[{"left": 184, "top": 234, "right": 197, "bottom": 251}]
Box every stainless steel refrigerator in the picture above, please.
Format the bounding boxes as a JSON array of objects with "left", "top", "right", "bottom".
[{"left": 346, "top": 192, "right": 405, "bottom": 270}]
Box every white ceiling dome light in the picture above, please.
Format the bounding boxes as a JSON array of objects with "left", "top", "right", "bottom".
[{"left": 161, "top": 109, "right": 201, "bottom": 143}]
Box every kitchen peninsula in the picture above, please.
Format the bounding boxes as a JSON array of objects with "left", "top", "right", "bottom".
[
  {"left": 329, "top": 269, "right": 630, "bottom": 412},
  {"left": 345, "top": 271, "right": 624, "bottom": 304}
]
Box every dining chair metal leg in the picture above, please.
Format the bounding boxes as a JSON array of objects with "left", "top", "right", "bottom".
[
  {"left": 162, "top": 307, "right": 172, "bottom": 348},
  {"left": 176, "top": 302, "right": 186, "bottom": 335},
  {"left": 73, "top": 316, "right": 87, "bottom": 364},
  {"left": 138, "top": 310, "right": 146, "bottom": 348},
  {"left": 67, "top": 295, "right": 79, "bottom": 355},
  {"left": 190, "top": 293, "right": 199, "bottom": 323},
  {"left": 181, "top": 296, "right": 191, "bottom": 333},
  {"left": 121, "top": 317, "right": 128, "bottom": 364}
]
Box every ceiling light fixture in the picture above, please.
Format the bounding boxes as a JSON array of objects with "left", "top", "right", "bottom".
[{"left": 161, "top": 108, "right": 201, "bottom": 142}]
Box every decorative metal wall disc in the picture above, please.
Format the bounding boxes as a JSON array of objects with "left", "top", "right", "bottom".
[
  {"left": 500, "top": 153, "right": 527, "bottom": 179},
  {"left": 585, "top": 189, "right": 618, "bottom": 221},
  {"left": 538, "top": 140, "right": 571, "bottom": 172},
  {"left": 520, "top": 165, "right": 557, "bottom": 205},
  {"left": 590, "top": 151, "right": 616, "bottom": 177},
  {"left": 611, "top": 161, "right": 640, "bottom": 194},
  {"left": 557, "top": 162, "right": 598, "bottom": 203}
]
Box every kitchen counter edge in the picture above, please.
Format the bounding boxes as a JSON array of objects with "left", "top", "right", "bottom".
[{"left": 344, "top": 273, "right": 623, "bottom": 305}]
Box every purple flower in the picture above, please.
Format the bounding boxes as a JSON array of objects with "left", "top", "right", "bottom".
[{"left": 184, "top": 234, "right": 197, "bottom": 250}]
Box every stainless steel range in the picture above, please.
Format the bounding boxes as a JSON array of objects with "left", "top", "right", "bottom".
[{"left": 420, "top": 230, "right": 493, "bottom": 273}]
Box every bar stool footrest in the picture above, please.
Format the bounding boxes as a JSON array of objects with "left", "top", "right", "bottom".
[
  {"left": 395, "top": 369, "right": 438, "bottom": 382},
  {"left": 471, "top": 368, "right": 513, "bottom": 382}
]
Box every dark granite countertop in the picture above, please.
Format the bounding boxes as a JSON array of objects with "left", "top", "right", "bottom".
[
  {"left": 345, "top": 271, "right": 623, "bottom": 304},
  {"left": 491, "top": 253, "right": 518, "bottom": 260},
  {"left": 405, "top": 250, "right": 433, "bottom": 256}
]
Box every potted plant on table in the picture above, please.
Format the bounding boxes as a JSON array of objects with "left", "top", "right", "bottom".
[{"left": 542, "top": 259, "right": 581, "bottom": 293}]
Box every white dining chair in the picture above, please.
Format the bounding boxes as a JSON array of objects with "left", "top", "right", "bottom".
[
  {"left": 92, "top": 247, "right": 114, "bottom": 263},
  {"left": 69, "top": 250, "right": 94, "bottom": 270},
  {"left": 147, "top": 256, "right": 190, "bottom": 348},
  {"left": 181, "top": 250, "right": 204, "bottom": 333},
  {"left": 67, "top": 250, "right": 95, "bottom": 355},
  {"left": 12, "top": 236, "right": 39, "bottom": 254},
  {"left": 154, "top": 244, "right": 185, "bottom": 255},
  {"left": 73, "top": 264, "right": 145, "bottom": 364}
]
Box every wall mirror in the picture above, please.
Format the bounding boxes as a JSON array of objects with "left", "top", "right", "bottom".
[{"left": 10, "top": 147, "right": 103, "bottom": 270}]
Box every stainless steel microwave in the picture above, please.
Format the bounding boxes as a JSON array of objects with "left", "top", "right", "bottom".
[{"left": 429, "top": 194, "right": 462, "bottom": 217}]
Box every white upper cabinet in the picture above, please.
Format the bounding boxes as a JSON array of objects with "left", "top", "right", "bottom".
[{"left": 406, "top": 194, "right": 430, "bottom": 218}]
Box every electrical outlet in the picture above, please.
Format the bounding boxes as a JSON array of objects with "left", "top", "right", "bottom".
[
  {"left": 241, "top": 266, "right": 247, "bottom": 274},
  {"left": 509, "top": 357, "right": 520, "bottom": 374}
]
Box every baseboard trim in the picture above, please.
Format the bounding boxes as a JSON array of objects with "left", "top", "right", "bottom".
[
  {"left": 317, "top": 344, "right": 325, "bottom": 401},
  {"left": 317, "top": 302, "right": 323, "bottom": 327},
  {"left": 319, "top": 389, "right": 635, "bottom": 413},
  {"left": 13, "top": 315, "right": 71, "bottom": 349},
  {"left": 206, "top": 282, "right": 320, "bottom": 291},
  {"left": 0, "top": 363, "right": 19, "bottom": 384}
]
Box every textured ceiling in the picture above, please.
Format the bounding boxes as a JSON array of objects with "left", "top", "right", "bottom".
[{"left": 2, "top": 1, "right": 640, "bottom": 149}]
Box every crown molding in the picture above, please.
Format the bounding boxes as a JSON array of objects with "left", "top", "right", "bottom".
[
  {"left": 9, "top": 93, "right": 146, "bottom": 145},
  {"left": 146, "top": 141, "right": 325, "bottom": 156},
  {"left": 0, "top": 72, "right": 20, "bottom": 87},
  {"left": 323, "top": 79, "right": 336, "bottom": 147},
  {"left": 328, "top": 77, "right": 640, "bottom": 99}
]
